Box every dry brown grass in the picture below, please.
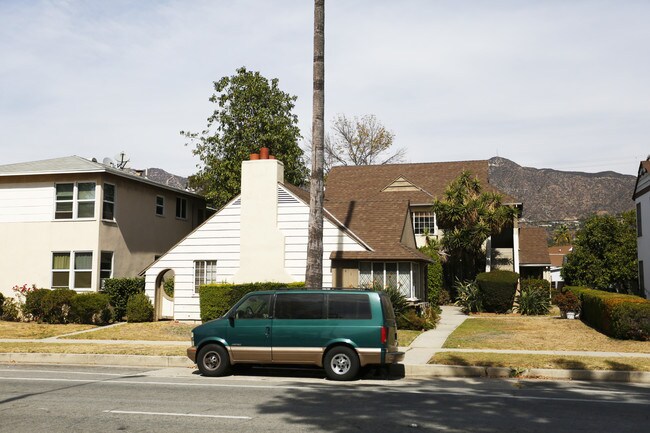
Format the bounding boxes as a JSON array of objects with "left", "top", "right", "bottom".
[
  {"left": 0, "top": 342, "right": 186, "bottom": 356},
  {"left": 443, "top": 316, "right": 650, "bottom": 353},
  {"left": 397, "top": 330, "right": 422, "bottom": 347},
  {"left": 0, "top": 321, "right": 96, "bottom": 339},
  {"left": 60, "top": 321, "right": 194, "bottom": 341},
  {"left": 430, "top": 352, "right": 650, "bottom": 372}
]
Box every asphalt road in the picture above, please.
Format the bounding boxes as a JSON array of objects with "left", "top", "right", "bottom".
[{"left": 0, "top": 364, "right": 649, "bottom": 433}]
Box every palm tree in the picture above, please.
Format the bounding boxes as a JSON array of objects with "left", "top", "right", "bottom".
[
  {"left": 553, "top": 224, "right": 572, "bottom": 245},
  {"left": 433, "top": 171, "right": 517, "bottom": 282},
  {"left": 305, "top": 0, "right": 325, "bottom": 288}
]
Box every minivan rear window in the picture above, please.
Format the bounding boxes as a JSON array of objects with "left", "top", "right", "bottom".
[
  {"left": 328, "top": 294, "right": 371, "bottom": 320},
  {"left": 275, "top": 293, "right": 325, "bottom": 319},
  {"left": 380, "top": 294, "right": 396, "bottom": 321}
]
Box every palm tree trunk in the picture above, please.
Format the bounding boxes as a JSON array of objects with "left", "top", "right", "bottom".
[{"left": 305, "top": 0, "right": 325, "bottom": 288}]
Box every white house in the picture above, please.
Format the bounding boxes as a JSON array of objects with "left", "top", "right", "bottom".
[
  {"left": 634, "top": 159, "right": 650, "bottom": 298},
  {"left": 144, "top": 155, "right": 376, "bottom": 321}
]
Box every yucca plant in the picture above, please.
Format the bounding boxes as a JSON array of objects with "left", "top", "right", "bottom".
[
  {"left": 454, "top": 279, "right": 482, "bottom": 314},
  {"left": 515, "top": 287, "right": 551, "bottom": 315}
]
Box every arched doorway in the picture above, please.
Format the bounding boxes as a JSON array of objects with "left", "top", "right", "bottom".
[{"left": 154, "top": 269, "right": 175, "bottom": 320}]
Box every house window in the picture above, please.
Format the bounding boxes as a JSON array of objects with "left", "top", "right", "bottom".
[
  {"left": 52, "top": 252, "right": 71, "bottom": 288},
  {"left": 103, "top": 183, "right": 115, "bottom": 220},
  {"left": 176, "top": 197, "right": 187, "bottom": 219},
  {"left": 55, "top": 182, "right": 96, "bottom": 219},
  {"left": 52, "top": 251, "right": 93, "bottom": 289},
  {"left": 412, "top": 211, "right": 435, "bottom": 235},
  {"left": 194, "top": 260, "right": 217, "bottom": 293},
  {"left": 359, "top": 261, "right": 415, "bottom": 298},
  {"left": 640, "top": 261, "right": 645, "bottom": 294},
  {"left": 100, "top": 251, "right": 113, "bottom": 289},
  {"left": 77, "top": 183, "right": 96, "bottom": 218},
  {"left": 637, "top": 203, "right": 643, "bottom": 237},
  {"left": 74, "top": 252, "right": 93, "bottom": 289},
  {"left": 156, "top": 196, "right": 165, "bottom": 216}
]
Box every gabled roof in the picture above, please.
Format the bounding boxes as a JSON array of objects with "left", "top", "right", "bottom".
[
  {"left": 633, "top": 160, "right": 650, "bottom": 200},
  {"left": 0, "top": 155, "right": 203, "bottom": 198},
  {"left": 326, "top": 160, "right": 517, "bottom": 204},
  {"left": 519, "top": 227, "right": 551, "bottom": 266}
]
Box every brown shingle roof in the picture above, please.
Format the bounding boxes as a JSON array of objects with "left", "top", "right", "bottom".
[
  {"left": 519, "top": 227, "right": 551, "bottom": 265},
  {"left": 325, "top": 160, "right": 517, "bottom": 204},
  {"left": 548, "top": 245, "right": 572, "bottom": 267}
]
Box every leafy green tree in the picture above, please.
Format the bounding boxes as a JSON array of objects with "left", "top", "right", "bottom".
[
  {"left": 183, "top": 66, "right": 308, "bottom": 209},
  {"left": 433, "top": 171, "right": 517, "bottom": 284},
  {"left": 561, "top": 211, "right": 639, "bottom": 294}
]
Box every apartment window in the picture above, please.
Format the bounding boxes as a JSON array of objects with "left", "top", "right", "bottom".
[
  {"left": 52, "top": 252, "right": 71, "bottom": 288},
  {"left": 55, "top": 182, "right": 96, "bottom": 219},
  {"left": 637, "top": 203, "right": 643, "bottom": 237},
  {"left": 51, "top": 251, "right": 93, "bottom": 289},
  {"left": 100, "top": 251, "right": 113, "bottom": 289},
  {"left": 156, "top": 196, "right": 165, "bottom": 216},
  {"left": 359, "top": 261, "right": 414, "bottom": 298},
  {"left": 176, "top": 197, "right": 187, "bottom": 219},
  {"left": 194, "top": 260, "right": 217, "bottom": 292},
  {"left": 74, "top": 252, "right": 93, "bottom": 289},
  {"left": 412, "top": 211, "right": 435, "bottom": 235},
  {"left": 102, "top": 183, "right": 115, "bottom": 220}
]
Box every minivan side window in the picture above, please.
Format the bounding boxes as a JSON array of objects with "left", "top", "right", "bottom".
[
  {"left": 275, "top": 294, "right": 325, "bottom": 319},
  {"left": 328, "top": 294, "right": 372, "bottom": 319},
  {"left": 234, "top": 294, "right": 271, "bottom": 319}
]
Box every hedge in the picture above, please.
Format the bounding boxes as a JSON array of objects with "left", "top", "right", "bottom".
[
  {"left": 476, "top": 270, "right": 519, "bottom": 313},
  {"left": 568, "top": 286, "right": 650, "bottom": 340},
  {"left": 126, "top": 292, "right": 154, "bottom": 322},
  {"left": 199, "top": 282, "right": 305, "bottom": 322},
  {"left": 69, "top": 292, "right": 112, "bottom": 325}
]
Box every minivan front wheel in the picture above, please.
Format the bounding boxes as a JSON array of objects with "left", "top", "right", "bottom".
[
  {"left": 324, "top": 346, "right": 360, "bottom": 381},
  {"left": 197, "top": 344, "right": 231, "bottom": 377}
]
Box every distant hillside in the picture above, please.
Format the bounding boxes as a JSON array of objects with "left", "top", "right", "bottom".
[
  {"left": 488, "top": 157, "right": 635, "bottom": 224},
  {"left": 143, "top": 168, "right": 189, "bottom": 190}
]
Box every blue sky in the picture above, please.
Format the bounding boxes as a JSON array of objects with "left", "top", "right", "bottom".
[{"left": 1, "top": 0, "right": 648, "bottom": 176}]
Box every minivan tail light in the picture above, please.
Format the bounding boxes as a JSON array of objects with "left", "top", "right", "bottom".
[{"left": 381, "top": 326, "right": 388, "bottom": 344}]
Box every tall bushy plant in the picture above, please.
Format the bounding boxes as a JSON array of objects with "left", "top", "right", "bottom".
[
  {"left": 476, "top": 270, "right": 519, "bottom": 313},
  {"left": 23, "top": 288, "right": 49, "bottom": 322},
  {"left": 103, "top": 277, "right": 145, "bottom": 321},
  {"left": 126, "top": 292, "right": 154, "bottom": 322},
  {"left": 41, "top": 288, "right": 76, "bottom": 324},
  {"left": 70, "top": 293, "right": 112, "bottom": 325}
]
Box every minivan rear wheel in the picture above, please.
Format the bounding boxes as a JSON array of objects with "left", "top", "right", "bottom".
[
  {"left": 197, "top": 344, "right": 231, "bottom": 377},
  {"left": 324, "top": 346, "right": 360, "bottom": 381}
]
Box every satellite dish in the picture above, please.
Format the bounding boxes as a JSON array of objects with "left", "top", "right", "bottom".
[
  {"left": 102, "top": 157, "right": 114, "bottom": 167},
  {"left": 114, "top": 151, "right": 130, "bottom": 169}
]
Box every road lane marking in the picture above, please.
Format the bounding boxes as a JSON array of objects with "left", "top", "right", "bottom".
[
  {"left": 0, "top": 368, "right": 126, "bottom": 376},
  {"left": 103, "top": 410, "right": 251, "bottom": 420},
  {"left": 1, "top": 376, "right": 649, "bottom": 406}
]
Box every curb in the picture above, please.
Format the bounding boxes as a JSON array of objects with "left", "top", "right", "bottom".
[
  {"left": 1, "top": 353, "right": 649, "bottom": 383},
  {"left": 404, "top": 364, "right": 650, "bottom": 383},
  {"left": 0, "top": 353, "right": 193, "bottom": 368}
]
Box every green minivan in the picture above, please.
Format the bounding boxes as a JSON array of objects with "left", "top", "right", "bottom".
[{"left": 187, "top": 289, "right": 404, "bottom": 381}]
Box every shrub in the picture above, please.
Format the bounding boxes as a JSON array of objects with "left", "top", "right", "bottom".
[
  {"left": 476, "top": 270, "right": 519, "bottom": 313},
  {"left": 103, "top": 277, "right": 145, "bottom": 321},
  {"left": 23, "top": 288, "right": 50, "bottom": 322},
  {"left": 552, "top": 290, "right": 581, "bottom": 318},
  {"left": 126, "top": 292, "right": 154, "bottom": 322},
  {"left": 199, "top": 282, "right": 305, "bottom": 322},
  {"left": 163, "top": 278, "right": 174, "bottom": 298},
  {"left": 454, "top": 279, "right": 482, "bottom": 314},
  {"left": 41, "top": 288, "right": 76, "bottom": 324},
  {"left": 380, "top": 285, "right": 409, "bottom": 317},
  {"left": 1, "top": 297, "right": 20, "bottom": 322},
  {"left": 521, "top": 279, "right": 551, "bottom": 295},
  {"left": 0, "top": 292, "right": 4, "bottom": 317},
  {"left": 70, "top": 293, "right": 112, "bottom": 325},
  {"left": 569, "top": 287, "right": 650, "bottom": 340},
  {"left": 515, "top": 287, "right": 551, "bottom": 315},
  {"left": 397, "top": 306, "right": 438, "bottom": 331}
]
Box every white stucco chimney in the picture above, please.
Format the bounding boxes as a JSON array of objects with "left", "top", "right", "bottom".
[{"left": 233, "top": 154, "right": 293, "bottom": 283}]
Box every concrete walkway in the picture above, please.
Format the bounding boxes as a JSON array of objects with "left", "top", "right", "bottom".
[{"left": 403, "top": 305, "right": 468, "bottom": 364}]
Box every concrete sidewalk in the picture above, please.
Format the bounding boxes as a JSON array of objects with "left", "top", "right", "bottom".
[
  {"left": 2, "top": 308, "right": 650, "bottom": 383},
  {"left": 402, "top": 305, "right": 468, "bottom": 364}
]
